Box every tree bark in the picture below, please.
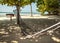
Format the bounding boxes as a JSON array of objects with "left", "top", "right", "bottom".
[
  {"left": 48, "top": 11, "right": 51, "bottom": 15},
  {"left": 30, "top": 3, "right": 33, "bottom": 17},
  {"left": 41, "top": 12, "right": 44, "bottom": 15},
  {"left": 16, "top": 6, "right": 21, "bottom": 25}
]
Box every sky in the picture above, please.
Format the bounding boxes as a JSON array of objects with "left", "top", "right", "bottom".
[{"left": 0, "top": 3, "right": 38, "bottom": 13}]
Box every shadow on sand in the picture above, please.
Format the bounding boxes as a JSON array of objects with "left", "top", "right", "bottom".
[
  {"left": 0, "top": 19, "right": 60, "bottom": 43},
  {"left": 0, "top": 19, "right": 34, "bottom": 43}
]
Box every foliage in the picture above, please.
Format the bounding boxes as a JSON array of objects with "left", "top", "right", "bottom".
[
  {"left": 0, "top": 0, "right": 35, "bottom": 24},
  {"left": 37, "top": 0, "right": 59, "bottom": 15},
  {"left": 0, "top": 0, "right": 28, "bottom": 7},
  {"left": 23, "top": 0, "right": 35, "bottom": 16},
  {"left": 24, "top": 0, "right": 35, "bottom": 5}
]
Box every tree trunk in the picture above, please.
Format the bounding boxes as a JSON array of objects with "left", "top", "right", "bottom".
[
  {"left": 48, "top": 11, "right": 51, "bottom": 15},
  {"left": 30, "top": 3, "right": 33, "bottom": 17},
  {"left": 16, "top": 6, "right": 21, "bottom": 25},
  {"left": 41, "top": 12, "right": 44, "bottom": 15}
]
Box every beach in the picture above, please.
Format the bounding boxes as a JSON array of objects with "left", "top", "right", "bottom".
[
  {"left": 0, "top": 0, "right": 60, "bottom": 42},
  {"left": 0, "top": 15, "right": 60, "bottom": 43},
  {"left": 0, "top": 15, "right": 60, "bottom": 20}
]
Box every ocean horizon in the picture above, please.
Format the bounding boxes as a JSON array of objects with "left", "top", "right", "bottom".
[{"left": 0, "top": 12, "right": 41, "bottom": 17}]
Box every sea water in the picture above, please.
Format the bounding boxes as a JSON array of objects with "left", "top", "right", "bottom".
[{"left": 0, "top": 12, "right": 40, "bottom": 17}]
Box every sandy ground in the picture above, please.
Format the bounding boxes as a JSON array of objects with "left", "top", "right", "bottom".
[
  {"left": 0, "top": 15, "right": 60, "bottom": 20},
  {"left": 0, "top": 15, "right": 60, "bottom": 43}
]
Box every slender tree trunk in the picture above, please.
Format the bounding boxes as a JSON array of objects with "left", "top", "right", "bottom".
[
  {"left": 16, "top": 6, "right": 21, "bottom": 25},
  {"left": 41, "top": 12, "right": 44, "bottom": 15},
  {"left": 48, "top": 11, "right": 51, "bottom": 15},
  {"left": 30, "top": 3, "right": 33, "bottom": 17}
]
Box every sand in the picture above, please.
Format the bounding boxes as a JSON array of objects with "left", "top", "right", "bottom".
[
  {"left": 0, "top": 15, "right": 60, "bottom": 21},
  {"left": 0, "top": 15, "right": 60, "bottom": 43}
]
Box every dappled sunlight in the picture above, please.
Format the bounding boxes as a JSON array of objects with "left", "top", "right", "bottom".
[
  {"left": 0, "top": 19, "right": 60, "bottom": 43},
  {"left": 47, "top": 30, "right": 53, "bottom": 35},
  {"left": 0, "top": 41, "right": 7, "bottom": 43},
  {"left": 2, "top": 34, "right": 9, "bottom": 37},
  {"left": 7, "top": 26, "right": 21, "bottom": 33},
  {"left": 0, "top": 0, "right": 60, "bottom": 42},
  {"left": 52, "top": 37, "right": 60, "bottom": 42},
  {"left": 0, "top": 29, "right": 8, "bottom": 34},
  {"left": 47, "top": 26, "right": 60, "bottom": 43},
  {"left": 19, "top": 21, "right": 60, "bottom": 43},
  {"left": 35, "top": 39, "right": 39, "bottom": 42},
  {"left": 0, "top": 20, "right": 21, "bottom": 43},
  {"left": 11, "top": 40, "right": 18, "bottom": 43}
]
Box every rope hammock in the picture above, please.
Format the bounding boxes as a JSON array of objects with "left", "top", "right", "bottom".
[{"left": 20, "top": 22, "right": 60, "bottom": 39}]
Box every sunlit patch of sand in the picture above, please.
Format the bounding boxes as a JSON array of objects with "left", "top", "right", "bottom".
[
  {"left": 35, "top": 39, "right": 38, "bottom": 42},
  {"left": 25, "top": 35, "right": 32, "bottom": 39},
  {"left": 20, "top": 35, "right": 34, "bottom": 39},
  {"left": 7, "top": 26, "right": 21, "bottom": 33},
  {"left": 0, "top": 29, "right": 8, "bottom": 34},
  {"left": 0, "top": 16, "right": 57, "bottom": 21},
  {"left": 20, "top": 37, "right": 26, "bottom": 39},
  {"left": 52, "top": 37, "right": 60, "bottom": 42},
  {"left": 0, "top": 42, "right": 7, "bottom": 43},
  {"left": 11, "top": 40, "right": 18, "bottom": 43},
  {"left": 47, "top": 30, "right": 53, "bottom": 35}
]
